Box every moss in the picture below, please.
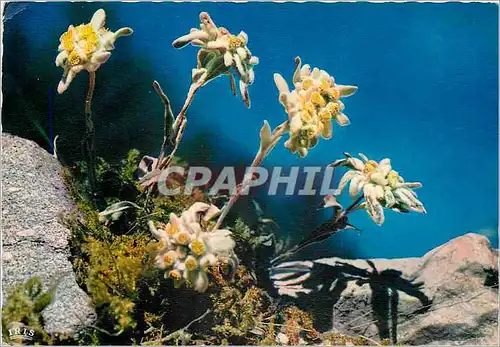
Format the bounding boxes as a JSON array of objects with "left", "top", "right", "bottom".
[
  {"left": 82, "top": 234, "right": 155, "bottom": 333},
  {"left": 280, "top": 306, "right": 321, "bottom": 344},
  {"left": 209, "top": 266, "right": 273, "bottom": 345},
  {"left": 1, "top": 277, "right": 72, "bottom": 344},
  {"left": 320, "top": 332, "right": 372, "bottom": 346}
]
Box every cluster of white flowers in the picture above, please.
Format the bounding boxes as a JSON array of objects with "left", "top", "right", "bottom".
[
  {"left": 172, "top": 12, "right": 259, "bottom": 107},
  {"left": 150, "top": 202, "right": 239, "bottom": 293},
  {"left": 55, "top": 9, "right": 133, "bottom": 94},
  {"left": 331, "top": 153, "right": 426, "bottom": 225},
  {"left": 274, "top": 57, "right": 357, "bottom": 157}
]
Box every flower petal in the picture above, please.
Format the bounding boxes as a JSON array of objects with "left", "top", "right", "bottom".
[
  {"left": 206, "top": 37, "right": 229, "bottom": 50},
  {"left": 233, "top": 53, "right": 246, "bottom": 77},
  {"left": 323, "top": 194, "right": 342, "bottom": 209},
  {"left": 335, "top": 113, "right": 350, "bottom": 126},
  {"left": 90, "top": 9, "right": 106, "bottom": 31},
  {"left": 91, "top": 51, "right": 111, "bottom": 65},
  {"left": 349, "top": 174, "right": 365, "bottom": 198},
  {"left": 55, "top": 51, "right": 68, "bottom": 67},
  {"left": 259, "top": 120, "right": 273, "bottom": 153},
  {"left": 396, "top": 182, "right": 422, "bottom": 189},
  {"left": 249, "top": 56, "right": 259, "bottom": 65},
  {"left": 321, "top": 120, "right": 333, "bottom": 139},
  {"left": 114, "top": 27, "right": 133, "bottom": 39},
  {"left": 359, "top": 153, "right": 369, "bottom": 162},
  {"left": 193, "top": 270, "right": 209, "bottom": 292},
  {"left": 366, "top": 198, "right": 385, "bottom": 226},
  {"left": 298, "top": 147, "right": 308, "bottom": 157},
  {"left": 247, "top": 68, "right": 255, "bottom": 84},
  {"left": 237, "top": 31, "right": 248, "bottom": 45},
  {"left": 236, "top": 47, "right": 248, "bottom": 60},
  {"left": 200, "top": 253, "right": 217, "bottom": 267},
  {"left": 274, "top": 73, "right": 290, "bottom": 94},
  {"left": 378, "top": 158, "right": 392, "bottom": 176},
  {"left": 349, "top": 157, "right": 365, "bottom": 171},
  {"left": 370, "top": 172, "right": 388, "bottom": 186},
  {"left": 384, "top": 187, "right": 397, "bottom": 208},
  {"left": 205, "top": 230, "right": 235, "bottom": 254},
  {"left": 337, "top": 85, "right": 358, "bottom": 97},
  {"left": 393, "top": 188, "right": 414, "bottom": 207},
  {"left": 239, "top": 80, "right": 250, "bottom": 108},
  {"left": 334, "top": 170, "right": 358, "bottom": 195},
  {"left": 311, "top": 67, "right": 320, "bottom": 79},
  {"left": 173, "top": 30, "right": 210, "bottom": 49},
  {"left": 57, "top": 67, "right": 79, "bottom": 94},
  {"left": 293, "top": 56, "right": 302, "bottom": 83},
  {"left": 300, "top": 64, "right": 311, "bottom": 77},
  {"left": 223, "top": 51, "right": 233, "bottom": 67}
]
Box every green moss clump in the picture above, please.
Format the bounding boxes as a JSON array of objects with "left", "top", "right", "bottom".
[
  {"left": 1, "top": 277, "right": 70, "bottom": 344},
  {"left": 82, "top": 234, "right": 156, "bottom": 333},
  {"left": 280, "top": 306, "right": 321, "bottom": 344},
  {"left": 208, "top": 266, "right": 273, "bottom": 345},
  {"left": 320, "top": 332, "right": 372, "bottom": 346}
]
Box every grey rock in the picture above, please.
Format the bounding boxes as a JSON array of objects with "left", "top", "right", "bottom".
[
  {"left": 272, "top": 233, "right": 498, "bottom": 345},
  {"left": 1, "top": 133, "right": 95, "bottom": 335}
]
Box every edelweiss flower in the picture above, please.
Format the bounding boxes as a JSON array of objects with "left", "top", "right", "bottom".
[
  {"left": 274, "top": 57, "right": 357, "bottom": 157},
  {"left": 150, "top": 202, "right": 238, "bottom": 292},
  {"left": 55, "top": 9, "right": 133, "bottom": 94},
  {"left": 331, "top": 153, "right": 426, "bottom": 225},
  {"left": 172, "top": 12, "right": 259, "bottom": 107}
]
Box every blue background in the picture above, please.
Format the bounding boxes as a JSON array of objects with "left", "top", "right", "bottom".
[{"left": 3, "top": 2, "right": 498, "bottom": 259}]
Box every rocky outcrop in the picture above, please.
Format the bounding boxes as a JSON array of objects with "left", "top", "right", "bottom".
[
  {"left": 1, "top": 134, "right": 95, "bottom": 335},
  {"left": 272, "top": 233, "right": 498, "bottom": 345}
]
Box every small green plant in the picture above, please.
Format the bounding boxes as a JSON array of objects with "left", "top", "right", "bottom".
[{"left": 2, "top": 277, "right": 57, "bottom": 344}]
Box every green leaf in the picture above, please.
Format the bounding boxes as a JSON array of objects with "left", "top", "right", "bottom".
[
  {"left": 33, "top": 291, "right": 53, "bottom": 312},
  {"left": 26, "top": 277, "right": 42, "bottom": 299}
]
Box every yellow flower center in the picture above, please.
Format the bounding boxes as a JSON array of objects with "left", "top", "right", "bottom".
[
  {"left": 168, "top": 270, "right": 182, "bottom": 280},
  {"left": 228, "top": 35, "right": 243, "bottom": 50},
  {"left": 157, "top": 239, "right": 166, "bottom": 249},
  {"left": 302, "top": 101, "right": 316, "bottom": 118},
  {"left": 327, "top": 102, "right": 341, "bottom": 115},
  {"left": 165, "top": 222, "right": 178, "bottom": 236},
  {"left": 71, "top": 24, "right": 98, "bottom": 56},
  {"left": 302, "top": 78, "right": 314, "bottom": 90},
  {"left": 363, "top": 160, "right": 378, "bottom": 174},
  {"left": 185, "top": 257, "right": 198, "bottom": 271},
  {"left": 300, "top": 110, "right": 312, "bottom": 123},
  {"left": 319, "top": 108, "right": 332, "bottom": 122},
  {"left": 84, "top": 40, "right": 97, "bottom": 55},
  {"left": 319, "top": 79, "right": 332, "bottom": 92},
  {"left": 299, "top": 125, "right": 317, "bottom": 141},
  {"left": 190, "top": 239, "right": 206, "bottom": 256},
  {"left": 387, "top": 170, "right": 400, "bottom": 188},
  {"left": 163, "top": 251, "right": 177, "bottom": 267},
  {"left": 76, "top": 24, "right": 98, "bottom": 43},
  {"left": 176, "top": 232, "right": 190, "bottom": 245},
  {"left": 311, "top": 92, "right": 326, "bottom": 107},
  {"left": 328, "top": 88, "right": 341, "bottom": 100},
  {"left": 68, "top": 51, "right": 83, "bottom": 66},
  {"left": 60, "top": 30, "right": 74, "bottom": 52}
]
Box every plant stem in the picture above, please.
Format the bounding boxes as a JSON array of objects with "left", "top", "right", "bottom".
[
  {"left": 339, "top": 194, "right": 365, "bottom": 219},
  {"left": 156, "top": 79, "right": 204, "bottom": 171},
  {"left": 84, "top": 71, "right": 97, "bottom": 198},
  {"left": 269, "top": 195, "right": 366, "bottom": 264},
  {"left": 214, "top": 120, "right": 289, "bottom": 230}
]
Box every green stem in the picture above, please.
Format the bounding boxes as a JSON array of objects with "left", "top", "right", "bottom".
[
  {"left": 85, "top": 71, "right": 97, "bottom": 198},
  {"left": 157, "top": 79, "right": 204, "bottom": 171},
  {"left": 213, "top": 120, "right": 289, "bottom": 230}
]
